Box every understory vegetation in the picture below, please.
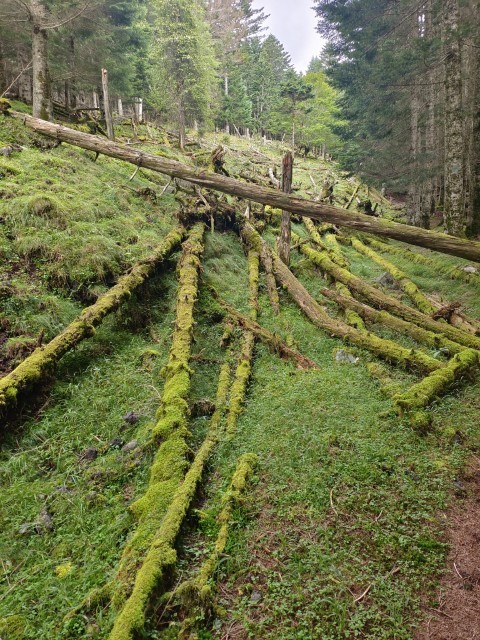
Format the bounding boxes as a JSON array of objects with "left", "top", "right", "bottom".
[{"left": 0, "top": 106, "right": 479, "bottom": 640}]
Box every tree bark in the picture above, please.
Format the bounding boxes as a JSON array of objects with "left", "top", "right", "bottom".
[
  {"left": 278, "top": 151, "right": 293, "bottom": 265},
  {"left": 30, "top": 0, "right": 52, "bottom": 120},
  {"left": 443, "top": 0, "right": 465, "bottom": 235},
  {"left": 101, "top": 68, "right": 115, "bottom": 141},
  {"left": 13, "top": 113, "right": 480, "bottom": 262}
]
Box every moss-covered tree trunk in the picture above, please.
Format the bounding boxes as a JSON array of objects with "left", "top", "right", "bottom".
[{"left": 31, "top": 0, "right": 52, "bottom": 120}]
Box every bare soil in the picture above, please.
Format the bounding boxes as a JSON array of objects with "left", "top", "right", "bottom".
[{"left": 415, "top": 459, "right": 480, "bottom": 640}]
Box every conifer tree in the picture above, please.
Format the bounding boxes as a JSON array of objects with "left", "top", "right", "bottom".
[{"left": 150, "top": 0, "right": 217, "bottom": 148}]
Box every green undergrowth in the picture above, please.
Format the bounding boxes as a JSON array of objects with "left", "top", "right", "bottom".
[
  {"left": 1, "top": 114, "right": 479, "bottom": 640},
  {"left": 0, "top": 110, "right": 179, "bottom": 373}
]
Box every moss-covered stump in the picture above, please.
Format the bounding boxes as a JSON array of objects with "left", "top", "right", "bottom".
[
  {"left": 296, "top": 237, "right": 480, "bottom": 352},
  {"left": 0, "top": 225, "right": 186, "bottom": 419},
  {"left": 107, "top": 223, "right": 204, "bottom": 620},
  {"left": 395, "top": 349, "right": 479, "bottom": 416},
  {"left": 176, "top": 453, "right": 258, "bottom": 634},
  {"left": 108, "top": 355, "right": 231, "bottom": 640},
  {"left": 319, "top": 287, "right": 466, "bottom": 355},
  {"left": 244, "top": 225, "right": 443, "bottom": 373}
]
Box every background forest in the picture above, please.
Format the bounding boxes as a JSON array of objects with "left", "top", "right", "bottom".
[{"left": 1, "top": 0, "right": 479, "bottom": 236}]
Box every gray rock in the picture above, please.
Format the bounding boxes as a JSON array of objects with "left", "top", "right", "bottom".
[
  {"left": 374, "top": 272, "right": 398, "bottom": 288},
  {"left": 122, "top": 440, "right": 139, "bottom": 453},
  {"left": 335, "top": 349, "right": 360, "bottom": 365}
]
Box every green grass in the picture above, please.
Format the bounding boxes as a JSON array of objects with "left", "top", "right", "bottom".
[{"left": 0, "top": 118, "right": 479, "bottom": 640}]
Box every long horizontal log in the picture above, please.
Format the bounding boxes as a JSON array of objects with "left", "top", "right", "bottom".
[
  {"left": 13, "top": 112, "right": 480, "bottom": 263},
  {"left": 0, "top": 226, "right": 185, "bottom": 417}
]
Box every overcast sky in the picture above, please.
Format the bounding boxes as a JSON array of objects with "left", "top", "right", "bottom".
[{"left": 251, "top": 0, "right": 325, "bottom": 73}]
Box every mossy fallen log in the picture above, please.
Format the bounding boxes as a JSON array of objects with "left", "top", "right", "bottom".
[
  {"left": 0, "top": 225, "right": 185, "bottom": 418},
  {"left": 304, "top": 217, "right": 347, "bottom": 268},
  {"left": 176, "top": 453, "right": 258, "bottom": 633},
  {"left": 350, "top": 236, "right": 479, "bottom": 334},
  {"left": 108, "top": 355, "right": 231, "bottom": 640},
  {"left": 366, "top": 236, "right": 480, "bottom": 286},
  {"left": 394, "top": 349, "right": 479, "bottom": 415},
  {"left": 257, "top": 237, "right": 280, "bottom": 315},
  {"left": 319, "top": 287, "right": 466, "bottom": 355},
  {"left": 296, "top": 238, "right": 480, "bottom": 352},
  {"left": 324, "top": 233, "right": 349, "bottom": 269},
  {"left": 243, "top": 224, "right": 443, "bottom": 373},
  {"left": 211, "top": 291, "right": 319, "bottom": 370},
  {"left": 14, "top": 112, "right": 480, "bottom": 262},
  {"left": 225, "top": 247, "right": 259, "bottom": 436},
  {"left": 350, "top": 237, "right": 436, "bottom": 315},
  {"left": 334, "top": 283, "right": 366, "bottom": 331},
  {"left": 107, "top": 223, "right": 204, "bottom": 618}
]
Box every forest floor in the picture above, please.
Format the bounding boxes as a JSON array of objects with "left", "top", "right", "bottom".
[{"left": 0, "top": 104, "right": 479, "bottom": 640}]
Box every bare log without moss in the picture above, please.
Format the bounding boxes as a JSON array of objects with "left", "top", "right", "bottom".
[
  {"left": 243, "top": 224, "right": 443, "bottom": 374},
  {"left": 108, "top": 223, "right": 204, "bottom": 620},
  {"left": 394, "top": 349, "right": 479, "bottom": 414},
  {"left": 296, "top": 238, "right": 480, "bottom": 352},
  {"left": 13, "top": 112, "right": 480, "bottom": 263},
  {"left": 0, "top": 226, "right": 185, "bottom": 417},
  {"left": 212, "top": 292, "right": 319, "bottom": 370}
]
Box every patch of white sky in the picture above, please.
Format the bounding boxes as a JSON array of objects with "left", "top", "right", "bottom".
[{"left": 251, "top": 0, "right": 326, "bottom": 73}]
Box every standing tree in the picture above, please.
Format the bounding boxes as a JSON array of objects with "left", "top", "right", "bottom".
[{"left": 151, "top": 0, "right": 217, "bottom": 148}]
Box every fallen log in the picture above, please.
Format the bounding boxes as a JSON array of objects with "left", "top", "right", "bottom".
[
  {"left": 296, "top": 239, "right": 480, "bottom": 352},
  {"left": 242, "top": 224, "right": 443, "bottom": 374},
  {"left": 13, "top": 112, "right": 480, "bottom": 263},
  {"left": 0, "top": 225, "right": 185, "bottom": 417},
  {"left": 319, "top": 287, "right": 466, "bottom": 355},
  {"left": 211, "top": 292, "right": 319, "bottom": 370}
]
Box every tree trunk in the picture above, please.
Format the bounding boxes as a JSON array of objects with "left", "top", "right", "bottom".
[
  {"left": 101, "top": 69, "right": 115, "bottom": 141},
  {"left": 443, "top": 0, "right": 465, "bottom": 235},
  {"left": 224, "top": 74, "right": 230, "bottom": 135},
  {"left": 31, "top": 0, "right": 52, "bottom": 120},
  {"left": 13, "top": 112, "right": 480, "bottom": 262},
  {"left": 278, "top": 151, "right": 293, "bottom": 265}
]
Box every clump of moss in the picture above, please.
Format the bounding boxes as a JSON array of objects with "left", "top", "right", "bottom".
[{"left": 0, "top": 615, "right": 26, "bottom": 640}]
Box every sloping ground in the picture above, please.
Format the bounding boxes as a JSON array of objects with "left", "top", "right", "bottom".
[{"left": 0, "top": 108, "right": 479, "bottom": 640}]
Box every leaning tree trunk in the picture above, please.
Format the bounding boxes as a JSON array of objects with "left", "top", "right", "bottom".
[
  {"left": 443, "top": 0, "right": 465, "bottom": 236},
  {"left": 12, "top": 112, "right": 480, "bottom": 262},
  {"left": 31, "top": 0, "right": 52, "bottom": 121}
]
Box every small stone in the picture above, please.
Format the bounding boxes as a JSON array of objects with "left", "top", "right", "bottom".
[
  {"left": 122, "top": 440, "right": 138, "bottom": 453},
  {"left": 53, "top": 485, "right": 71, "bottom": 494},
  {"left": 374, "top": 272, "right": 398, "bottom": 288},
  {"left": 335, "top": 349, "right": 360, "bottom": 365},
  {"left": 39, "top": 508, "right": 54, "bottom": 532},
  {"left": 250, "top": 590, "right": 262, "bottom": 604},
  {"left": 123, "top": 411, "right": 140, "bottom": 425},
  {"left": 79, "top": 447, "right": 98, "bottom": 462},
  {"left": 462, "top": 265, "right": 478, "bottom": 274},
  {"left": 453, "top": 479, "right": 467, "bottom": 498},
  {"left": 18, "top": 522, "right": 33, "bottom": 535}
]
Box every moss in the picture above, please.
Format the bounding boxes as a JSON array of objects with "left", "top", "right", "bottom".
[
  {"left": 106, "top": 224, "right": 205, "bottom": 633},
  {"left": 350, "top": 237, "right": 436, "bottom": 315},
  {"left": 248, "top": 249, "right": 260, "bottom": 321},
  {"left": 335, "top": 282, "right": 365, "bottom": 330},
  {"left": 108, "top": 353, "right": 232, "bottom": 640},
  {"left": 0, "top": 226, "right": 185, "bottom": 415},
  {"left": 395, "top": 349, "right": 479, "bottom": 414},
  {"left": 366, "top": 362, "right": 403, "bottom": 397},
  {"left": 226, "top": 340, "right": 254, "bottom": 436},
  {"left": 304, "top": 218, "right": 347, "bottom": 268},
  {"left": 0, "top": 615, "right": 26, "bottom": 639},
  {"left": 176, "top": 453, "right": 258, "bottom": 633},
  {"left": 295, "top": 233, "right": 480, "bottom": 352}
]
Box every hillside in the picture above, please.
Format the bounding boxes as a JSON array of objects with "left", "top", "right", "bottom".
[{"left": 0, "top": 106, "right": 479, "bottom": 640}]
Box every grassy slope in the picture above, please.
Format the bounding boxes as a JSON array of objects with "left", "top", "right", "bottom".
[{"left": 0, "top": 117, "right": 479, "bottom": 640}]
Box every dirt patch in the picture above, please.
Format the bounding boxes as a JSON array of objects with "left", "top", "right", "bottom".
[{"left": 414, "top": 460, "right": 480, "bottom": 640}]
